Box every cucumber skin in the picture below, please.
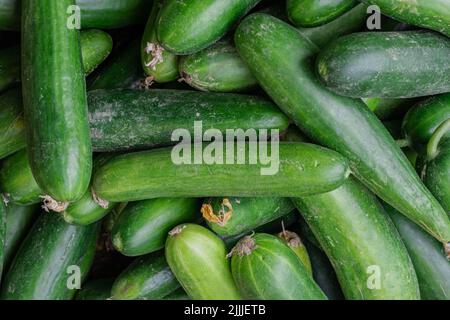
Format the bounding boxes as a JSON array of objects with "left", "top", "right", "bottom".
[
  {"left": 204, "top": 197, "right": 295, "bottom": 237},
  {"left": 165, "top": 223, "right": 242, "bottom": 300},
  {"left": 156, "top": 0, "right": 262, "bottom": 55},
  {"left": 386, "top": 205, "right": 450, "bottom": 300},
  {"left": 111, "top": 253, "right": 180, "bottom": 300},
  {"left": 316, "top": 31, "right": 450, "bottom": 98},
  {"left": 76, "top": 278, "right": 114, "bottom": 300},
  {"left": 111, "top": 198, "right": 201, "bottom": 257},
  {"left": 360, "top": 0, "right": 450, "bottom": 37},
  {"left": 235, "top": 13, "right": 450, "bottom": 244},
  {"left": 231, "top": 233, "right": 327, "bottom": 300},
  {"left": 287, "top": 0, "right": 357, "bottom": 27},
  {"left": 0, "top": 214, "right": 100, "bottom": 300},
  {"left": 92, "top": 142, "right": 350, "bottom": 202},
  {"left": 293, "top": 177, "right": 420, "bottom": 300}
]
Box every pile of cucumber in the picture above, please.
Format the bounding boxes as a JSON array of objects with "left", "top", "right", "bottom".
[{"left": 0, "top": 0, "right": 448, "bottom": 301}]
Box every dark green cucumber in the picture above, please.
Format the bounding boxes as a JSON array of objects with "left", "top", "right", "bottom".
[
  {"left": 386, "top": 204, "right": 450, "bottom": 300},
  {"left": 202, "top": 197, "right": 295, "bottom": 237},
  {"left": 287, "top": 0, "right": 357, "bottom": 27},
  {"left": 277, "top": 230, "right": 313, "bottom": 276},
  {"left": 235, "top": 13, "right": 450, "bottom": 245},
  {"left": 293, "top": 177, "right": 420, "bottom": 300},
  {"left": 162, "top": 288, "right": 190, "bottom": 300},
  {"left": 360, "top": 0, "right": 450, "bottom": 37},
  {"left": 156, "top": 0, "right": 262, "bottom": 55},
  {"left": 76, "top": 278, "right": 113, "bottom": 300},
  {"left": 93, "top": 142, "right": 350, "bottom": 202},
  {"left": 0, "top": 214, "right": 100, "bottom": 299},
  {"left": 111, "top": 252, "right": 180, "bottom": 300},
  {"left": 230, "top": 233, "right": 327, "bottom": 300},
  {"left": 166, "top": 223, "right": 242, "bottom": 300},
  {"left": 0, "top": 192, "right": 5, "bottom": 278},
  {"left": 316, "top": 31, "right": 450, "bottom": 98},
  {"left": 111, "top": 198, "right": 201, "bottom": 256}
]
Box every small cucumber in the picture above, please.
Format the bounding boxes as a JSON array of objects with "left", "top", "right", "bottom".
[
  {"left": 230, "top": 233, "right": 327, "bottom": 300},
  {"left": 316, "top": 31, "right": 450, "bottom": 98},
  {"left": 165, "top": 223, "right": 242, "bottom": 300},
  {"left": 111, "top": 198, "right": 201, "bottom": 256},
  {"left": 76, "top": 278, "right": 114, "bottom": 300},
  {"left": 277, "top": 230, "right": 313, "bottom": 276},
  {"left": 111, "top": 252, "right": 180, "bottom": 300}
]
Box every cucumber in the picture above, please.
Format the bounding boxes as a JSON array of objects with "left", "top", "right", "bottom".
[
  {"left": 156, "top": 0, "right": 262, "bottom": 55},
  {"left": 79, "top": 29, "right": 113, "bottom": 75},
  {"left": 202, "top": 197, "right": 295, "bottom": 237},
  {"left": 235, "top": 13, "right": 450, "bottom": 245},
  {"left": 165, "top": 223, "right": 242, "bottom": 300},
  {"left": 230, "top": 233, "right": 327, "bottom": 300},
  {"left": 277, "top": 230, "right": 313, "bottom": 276},
  {"left": 0, "top": 193, "right": 5, "bottom": 278},
  {"left": 92, "top": 142, "right": 350, "bottom": 202},
  {"left": 360, "top": 0, "right": 450, "bottom": 37},
  {"left": 76, "top": 278, "right": 113, "bottom": 300},
  {"left": 162, "top": 288, "right": 190, "bottom": 300},
  {"left": 386, "top": 204, "right": 450, "bottom": 300},
  {"left": 111, "top": 252, "right": 180, "bottom": 300},
  {"left": 316, "top": 31, "right": 450, "bottom": 98},
  {"left": 293, "top": 177, "right": 420, "bottom": 300},
  {"left": 141, "top": 0, "right": 178, "bottom": 84},
  {"left": 0, "top": 213, "right": 100, "bottom": 299},
  {"left": 287, "top": 0, "right": 357, "bottom": 27},
  {"left": 111, "top": 198, "right": 201, "bottom": 256},
  {"left": 179, "top": 39, "right": 257, "bottom": 93}
]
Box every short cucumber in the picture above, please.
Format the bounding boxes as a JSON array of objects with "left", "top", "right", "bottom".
[
  {"left": 202, "top": 197, "right": 295, "bottom": 237},
  {"left": 156, "top": 0, "right": 262, "bottom": 55},
  {"left": 111, "top": 198, "right": 201, "bottom": 256},
  {"left": 235, "top": 13, "right": 450, "bottom": 245},
  {"left": 316, "top": 31, "right": 450, "bottom": 98},
  {"left": 277, "top": 230, "right": 313, "bottom": 276},
  {"left": 0, "top": 214, "right": 100, "bottom": 299},
  {"left": 165, "top": 223, "right": 242, "bottom": 300},
  {"left": 287, "top": 0, "right": 357, "bottom": 27},
  {"left": 76, "top": 278, "right": 114, "bottom": 300},
  {"left": 111, "top": 252, "right": 180, "bottom": 300},
  {"left": 230, "top": 233, "right": 327, "bottom": 300}
]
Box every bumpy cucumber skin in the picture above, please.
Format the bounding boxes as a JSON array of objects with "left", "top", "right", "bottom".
[
  {"left": 360, "top": 0, "right": 450, "bottom": 37},
  {"left": 165, "top": 223, "right": 242, "bottom": 300},
  {"left": 386, "top": 205, "right": 450, "bottom": 300},
  {"left": 235, "top": 13, "right": 450, "bottom": 244},
  {"left": 317, "top": 31, "right": 450, "bottom": 98},
  {"left": 156, "top": 0, "right": 261, "bottom": 55},
  {"left": 0, "top": 214, "right": 100, "bottom": 300},
  {"left": 111, "top": 253, "right": 180, "bottom": 300},
  {"left": 287, "top": 0, "right": 357, "bottom": 27},
  {"left": 204, "top": 197, "right": 295, "bottom": 237},
  {"left": 76, "top": 278, "right": 114, "bottom": 300},
  {"left": 111, "top": 198, "right": 201, "bottom": 256},
  {"left": 293, "top": 177, "right": 420, "bottom": 300},
  {"left": 231, "top": 233, "right": 327, "bottom": 300},
  {"left": 79, "top": 29, "right": 113, "bottom": 75},
  {"left": 0, "top": 194, "right": 5, "bottom": 278}
]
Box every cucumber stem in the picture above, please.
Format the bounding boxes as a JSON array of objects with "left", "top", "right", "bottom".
[
  {"left": 278, "top": 230, "right": 303, "bottom": 249},
  {"left": 91, "top": 187, "right": 109, "bottom": 209},
  {"left": 169, "top": 224, "right": 187, "bottom": 237},
  {"left": 144, "top": 42, "right": 165, "bottom": 70},
  {"left": 40, "top": 195, "right": 69, "bottom": 212},
  {"left": 427, "top": 118, "right": 450, "bottom": 161},
  {"left": 227, "top": 235, "right": 256, "bottom": 258}
]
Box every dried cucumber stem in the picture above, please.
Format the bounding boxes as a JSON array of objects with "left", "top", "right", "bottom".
[
  {"left": 2, "top": 193, "right": 10, "bottom": 206},
  {"left": 278, "top": 230, "right": 303, "bottom": 249},
  {"left": 169, "top": 224, "right": 187, "bottom": 237},
  {"left": 144, "top": 42, "right": 164, "bottom": 70},
  {"left": 40, "top": 195, "right": 69, "bottom": 213},
  {"left": 91, "top": 187, "right": 109, "bottom": 209},
  {"left": 180, "top": 71, "right": 192, "bottom": 84},
  {"left": 140, "top": 76, "right": 155, "bottom": 89},
  {"left": 201, "top": 198, "right": 233, "bottom": 227},
  {"left": 227, "top": 234, "right": 256, "bottom": 258}
]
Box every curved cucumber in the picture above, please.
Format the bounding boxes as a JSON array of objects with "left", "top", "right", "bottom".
[
  {"left": 165, "top": 223, "right": 242, "bottom": 300},
  {"left": 235, "top": 13, "right": 450, "bottom": 245},
  {"left": 277, "top": 230, "right": 313, "bottom": 276},
  {"left": 111, "top": 253, "right": 180, "bottom": 300},
  {"left": 156, "top": 0, "right": 261, "bottom": 55},
  {"left": 76, "top": 278, "right": 114, "bottom": 300},
  {"left": 111, "top": 198, "right": 201, "bottom": 256},
  {"left": 230, "top": 233, "right": 327, "bottom": 300},
  {"left": 316, "top": 31, "right": 450, "bottom": 98},
  {"left": 293, "top": 177, "right": 420, "bottom": 300},
  {"left": 202, "top": 197, "right": 295, "bottom": 237},
  {"left": 0, "top": 214, "right": 100, "bottom": 299},
  {"left": 287, "top": 0, "right": 357, "bottom": 27}
]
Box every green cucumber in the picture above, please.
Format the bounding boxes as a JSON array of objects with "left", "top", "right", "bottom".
[
  {"left": 293, "top": 177, "right": 420, "bottom": 300},
  {"left": 230, "top": 233, "right": 327, "bottom": 300},
  {"left": 76, "top": 278, "right": 113, "bottom": 300},
  {"left": 386, "top": 204, "right": 450, "bottom": 300},
  {"left": 111, "top": 198, "right": 201, "bottom": 256},
  {"left": 316, "top": 31, "right": 450, "bottom": 98},
  {"left": 93, "top": 142, "right": 350, "bottom": 202},
  {"left": 156, "top": 0, "right": 262, "bottom": 55},
  {"left": 277, "top": 230, "right": 313, "bottom": 276},
  {"left": 162, "top": 288, "right": 190, "bottom": 300},
  {"left": 360, "top": 0, "right": 450, "bottom": 37},
  {"left": 0, "top": 213, "right": 100, "bottom": 299},
  {"left": 202, "top": 197, "right": 295, "bottom": 237},
  {"left": 166, "top": 223, "right": 242, "bottom": 300},
  {"left": 287, "top": 0, "right": 357, "bottom": 27},
  {"left": 0, "top": 193, "right": 5, "bottom": 278},
  {"left": 111, "top": 252, "right": 180, "bottom": 300},
  {"left": 235, "top": 13, "right": 450, "bottom": 245}
]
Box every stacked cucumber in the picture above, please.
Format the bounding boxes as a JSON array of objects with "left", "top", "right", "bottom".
[{"left": 0, "top": 0, "right": 448, "bottom": 301}]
